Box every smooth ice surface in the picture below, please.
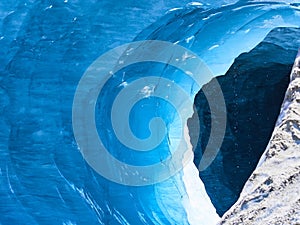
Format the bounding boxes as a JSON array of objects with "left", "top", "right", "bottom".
[{"left": 1, "top": 0, "right": 300, "bottom": 225}]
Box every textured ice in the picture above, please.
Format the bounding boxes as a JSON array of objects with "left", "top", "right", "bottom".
[
  {"left": 1, "top": 0, "right": 300, "bottom": 225},
  {"left": 189, "top": 27, "right": 300, "bottom": 215},
  {"left": 219, "top": 50, "right": 300, "bottom": 225},
  {"left": 0, "top": 1, "right": 216, "bottom": 224}
]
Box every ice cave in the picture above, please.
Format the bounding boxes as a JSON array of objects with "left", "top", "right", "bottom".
[{"left": 1, "top": 0, "right": 300, "bottom": 224}]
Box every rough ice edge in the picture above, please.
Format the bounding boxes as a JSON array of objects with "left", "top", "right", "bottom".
[{"left": 219, "top": 50, "right": 300, "bottom": 224}]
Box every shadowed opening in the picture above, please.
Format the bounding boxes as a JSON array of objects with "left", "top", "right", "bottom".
[{"left": 188, "top": 27, "right": 300, "bottom": 216}]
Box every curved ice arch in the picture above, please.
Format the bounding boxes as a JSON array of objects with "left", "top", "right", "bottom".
[
  {"left": 136, "top": 1, "right": 300, "bottom": 75},
  {"left": 78, "top": 1, "right": 300, "bottom": 225}
]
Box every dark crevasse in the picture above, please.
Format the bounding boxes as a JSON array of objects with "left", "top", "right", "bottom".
[{"left": 188, "top": 27, "right": 300, "bottom": 216}]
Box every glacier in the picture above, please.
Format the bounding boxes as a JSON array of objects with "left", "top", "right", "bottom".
[{"left": 1, "top": 0, "right": 300, "bottom": 225}]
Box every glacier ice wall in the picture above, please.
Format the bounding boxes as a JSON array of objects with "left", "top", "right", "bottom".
[
  {"left": 1, "top": 0, "right": 300, "bottom": 225},
  {"left": 135, "top": 1, "right": 300, "bottom": 75},
  {"left": 133, "top": 1, "right": 300, "bottom": 217},
  {"left": 1, "top": 1, "right": 207, "bottom": 225}
]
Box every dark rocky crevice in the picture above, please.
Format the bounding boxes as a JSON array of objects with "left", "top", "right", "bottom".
[{"left": 188, "top": 27, "right": 300, "bottom": 216}]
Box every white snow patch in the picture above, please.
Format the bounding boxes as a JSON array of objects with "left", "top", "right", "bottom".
[
  {"left": 168, "top": 8, "right": 182, "bottom": 12},
  {"left": 209, "top": 45, "right": 220, "bottom": 51},
  {"left": 185, "top": 35, "right": 195, "bottom": 43},
  {"left": 140, "top": 85, "right": 155, "bottom": 97},
  {"left": 245, "top": 28, "right": 251, "bottom": 33},
  {"left": 182, "top": 161, "right": 220, "bottom": 225},
  {"left": 260, "top": 15, "right": 297, "bottom": 28},
  {"left": 187, "top": 2, "right": 203, "bottom": 6}
]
